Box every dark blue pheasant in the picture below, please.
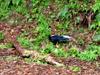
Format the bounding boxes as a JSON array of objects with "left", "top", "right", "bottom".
[{"left": 48, "top": 35, "right": 73, "bottom": 45}]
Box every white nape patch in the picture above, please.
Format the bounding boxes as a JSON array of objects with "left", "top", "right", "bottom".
[{"left": 63, "top": 35, "right": 72, "bottom": 39}]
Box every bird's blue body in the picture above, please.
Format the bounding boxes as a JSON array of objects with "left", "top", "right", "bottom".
[{"left": 48, "top": 35, "right": 72, "bottom": 45}]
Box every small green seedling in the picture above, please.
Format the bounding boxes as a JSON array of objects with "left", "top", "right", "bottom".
[
  {"left": 0, "top": 43, "right": 13, "bottom": 49},
  {"left": 69, "top": 66, "right": 81, "bottom": 72},
  {"left": 93, "top": 34, "right": 100, "bottom": 42},
  {"left": 0, "top": 32, "right": 4, "bottom": 40}
]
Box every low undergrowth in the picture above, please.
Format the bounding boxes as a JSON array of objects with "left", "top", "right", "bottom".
[{"left": 0, "top": 0, "right": 100, "bottom": 64}]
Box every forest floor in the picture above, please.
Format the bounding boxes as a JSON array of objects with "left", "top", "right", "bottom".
[
  {"left": 0, "top": 1, "right": 100, "bottom": 75},
  {"left": 0, "top": 54, "right": 100, "bottom": 75},
  {"left": 0, "top": 22, "right": 100, "bottom": 75}
]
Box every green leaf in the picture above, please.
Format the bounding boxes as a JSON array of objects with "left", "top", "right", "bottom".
[
  {"left": 0, "top": 32, "right": 4, "bottom": 40},
  {"left": 93, "top": 34, "right": 100, "bottom": 42},
  {"left": 79, "top": 50, "right": 97, "bottom": 61},
  {"left": 12, "top": 0, "right": 21, "bottom": 5},
  {"left": 96, "top": 13, "right": 100, "bottom": 22}
]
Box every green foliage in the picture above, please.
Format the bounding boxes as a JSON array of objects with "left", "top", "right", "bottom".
[
  {"left": 95, "top": 13, "right": 100, "bottom": 22},
  {"left": 57, "top": 0, "right": 80, "bottom": 20},
  {"left": 41, "top": 43, "right": 67, "bottom": 57},
  {"left": 0, "top": 43, "right": 13, "bottom": 49},
  {"left": 0, "top": 32, "right": 4, "bottom": 40},
  {"left": 77, "top": 37, "right": 84, "bottom": 46},
  {"left": 32, "top": 0, "right": 49, "bottom": 7},
  {"left": 56, "top": 21, "right": 70, "bottom": 31},
  {"left": 41, "top": 43, "right": 54, "bottom": 54},
  {"left": 93, "top": 34, "right": 100, "bottom": 42},
  {"left": 90, "top": 0, "right": 100, "bottom": 30},
  {"left": 0, "top": 0, "right": 9, "bottom": 19},
  {"left": 78, "top": 50, "right": 97, "bottom": 61},
  {"left": 57, "top": 5, "right": 71, "bottom": 20},
  {"left": 69, "top": 66, "right": 81, "bottom": 72},
  {"left": 68, "top": 0, "right": 80, "bottom": 10},
  {"left": 90, "top": 13, "right": 100, "bottom": 30},
  {"left": 35, "top": 14, "right": 50, "bottom": 45},
  {"left": 92, "top": 0, "right": 100, "bottom": 12},
  {"left": 0, "top": 0, "right": 100, "bottom": 63},
  {"left": 68, "top": 47, "right": 79, "bottom": 57},
  {"left": 78, "top": 45, "right": 100, "bottom": 61},
  {"left": 12, "top": 0, "right": 23, "bottom": 5},
  {"left": 52, "top": 48, "right": 68, "bottom": 57},
  {"left": 83, "top": 0, "right": 91, "bottom": 3},
  {"left": 24, "top": 57, "right": 47, "bottom": 64},
  {"left": 76, "top": 16, "right": 81, "bottom": 24},
  {"left": 0, "top": 0, "right": 28, "bottom": 20},
  {"left": 17, "top": 37, "right": 33, "bottom": 49},
  {"left": 87, "top": 45, "right": 100, "bottom": 55},
  {"left": 90, "top": 22, "right": 100, "bottom": 30},
  {"left": 67, "top": 45, "right": 100, "bottom": 61}
]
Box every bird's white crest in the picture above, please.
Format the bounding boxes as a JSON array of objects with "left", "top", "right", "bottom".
[{"left": 62, "top": 35, "right": 72, "bottom": 39}]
